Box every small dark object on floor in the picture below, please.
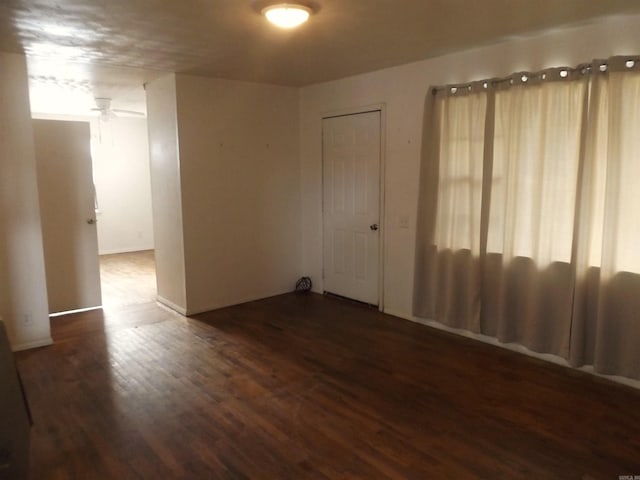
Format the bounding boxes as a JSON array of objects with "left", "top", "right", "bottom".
[{"left": 295, "top": 276, "right": 312, "bottom": 292}]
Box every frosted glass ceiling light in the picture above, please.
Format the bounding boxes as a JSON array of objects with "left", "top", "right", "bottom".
[{"left": 263, "top": 3, "right": 311, "bottom": 29}]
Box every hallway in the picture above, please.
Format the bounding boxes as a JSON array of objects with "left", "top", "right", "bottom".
[{"left": 99, "top": 250, "right": 157, "bottom": 309}]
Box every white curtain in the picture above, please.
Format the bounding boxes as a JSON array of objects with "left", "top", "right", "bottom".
[
  {"left": 488, "top": 74, "right": 585, "bottom": 266},
  {"left": 434, "top": 89, "right": 486, "bottom": 256},
  {"left": 570, "top": 59, "right": 640, "bottom": 378},
  {"left": 414, "top": 83, "right": 486, "bottom": 332},
  {"left": 414, "top": 57, "right": 640, "bottom": 380},
  {"left": 482, "top": 71, "right": 586, "bottom": 355}
]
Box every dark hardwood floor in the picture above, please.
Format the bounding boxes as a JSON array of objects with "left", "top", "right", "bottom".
[{"left": 15, "top": 293, "right": 640, "bottom": 479}]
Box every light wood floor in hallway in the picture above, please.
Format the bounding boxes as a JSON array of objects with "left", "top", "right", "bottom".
[
  {"left": 15, "top": 290, "right": 640, "bottom": 479},
  {"left": 99, "top": 250, "right": 157, "bottom": 309}
]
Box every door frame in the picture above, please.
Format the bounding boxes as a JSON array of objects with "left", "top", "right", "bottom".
[{"left": 321, "top": 103, "right": 386, "bottom": 311}]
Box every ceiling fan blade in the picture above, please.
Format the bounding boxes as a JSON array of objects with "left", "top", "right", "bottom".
[{"left": 112, "top": 108, "right": 145, "bottom": 116}]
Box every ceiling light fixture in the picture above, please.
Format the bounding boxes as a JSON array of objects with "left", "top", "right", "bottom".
[{"left": 262, "top": 3, "right": 312, "bottom": 29}]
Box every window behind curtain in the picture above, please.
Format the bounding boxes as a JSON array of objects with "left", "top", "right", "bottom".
[
  {"left": 591, "top": 71, "right": 640, "bottom": 274},
  {"left": 434, "top": 92, "right": 486, "bottom": 256},
  {"left": 416, "top": 57, "right": 640, "bottom": 380},
  {"left": 488, "top": 79, "right": 586, "bottom": 266}
]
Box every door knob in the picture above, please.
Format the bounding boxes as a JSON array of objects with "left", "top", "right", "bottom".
[
  {"left": 87, "top": 218, "right": 97, "bottom": 225},
  {"left": 370, "top": 223, "right": 379, "bottom": 231}
]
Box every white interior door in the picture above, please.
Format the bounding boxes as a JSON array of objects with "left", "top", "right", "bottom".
[
  {"left": 323, "top": 111, "right": 381, "bottom": 305},
  {"left": 33, "top": 119, "right": 102, "bottom": 314}
]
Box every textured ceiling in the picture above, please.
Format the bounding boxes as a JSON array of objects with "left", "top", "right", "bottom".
[{"left": 2, "top": 0, "right": 640, "bottom": 113}]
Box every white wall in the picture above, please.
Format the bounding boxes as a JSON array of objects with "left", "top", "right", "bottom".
[
  {"left": 175, "top": 75, "right": 301, "bottom": 314},
  {"left": 300, "top": 14, "right": 640, "bottom": 321},
  {"left": 92, "top": 117, "right": 154, "bottom": 254},
  {"left": 146, "top": 74, "right": 187, "bottom": 312},
  {"left": 0, "top": 53, "right": 52, "bottom": 350}
]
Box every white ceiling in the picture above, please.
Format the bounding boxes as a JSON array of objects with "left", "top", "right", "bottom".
[{"left": 2, "top": 0, "right": 640, "bottom": 114}]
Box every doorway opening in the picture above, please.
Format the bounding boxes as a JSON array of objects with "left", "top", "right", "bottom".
[
  {"left": 32, "top": 112, "right": 157, "bottom": 317},
  {"left": 90, "top": 116, "right": 157, "bottom": 310}
]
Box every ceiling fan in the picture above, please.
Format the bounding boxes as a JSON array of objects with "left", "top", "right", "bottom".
[{"left": 91, "top": 97, "right": 145, "bottom": 119}]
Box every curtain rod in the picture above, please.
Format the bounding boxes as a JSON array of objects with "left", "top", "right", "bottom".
[{"left": 430, "top": 57, "right": 639, "bottom": 95}]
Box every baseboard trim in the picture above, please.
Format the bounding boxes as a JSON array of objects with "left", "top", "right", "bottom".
[
  {"left": 157, "top": 290, "right": 296, "bottom": 317},
  {"left": 99, "top": 246, "right": 155, "bottom": 256},
  {"left": 12, "top": 337, "right": 54, "bottom": 352},
  {"left": 185, "top": 289, "right": 295, "bottom": 316},
  {"left": 383, "top": 308, "right": 640, "bottom": 390},
  {"left": 49, "top": 306, "right": 102, "bottom": 317},
  {"left": 156, "top": 296, "right": 187, "bottom": 316}
]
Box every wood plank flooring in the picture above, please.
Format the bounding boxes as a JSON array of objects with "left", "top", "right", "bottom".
[
  {"left": 15, "top": 293, "right": 640, "bottom": 479},
  {"left": 99, "top": 250, "right": 157, "bottom": 309}
]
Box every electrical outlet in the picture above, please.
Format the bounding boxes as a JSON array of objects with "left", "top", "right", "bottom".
[
  {"left": 398, "top": 215, "right": 410, "bottom": 229},
  {"left": 23, "top": 313, "right": 32, "bottom": 326}
]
